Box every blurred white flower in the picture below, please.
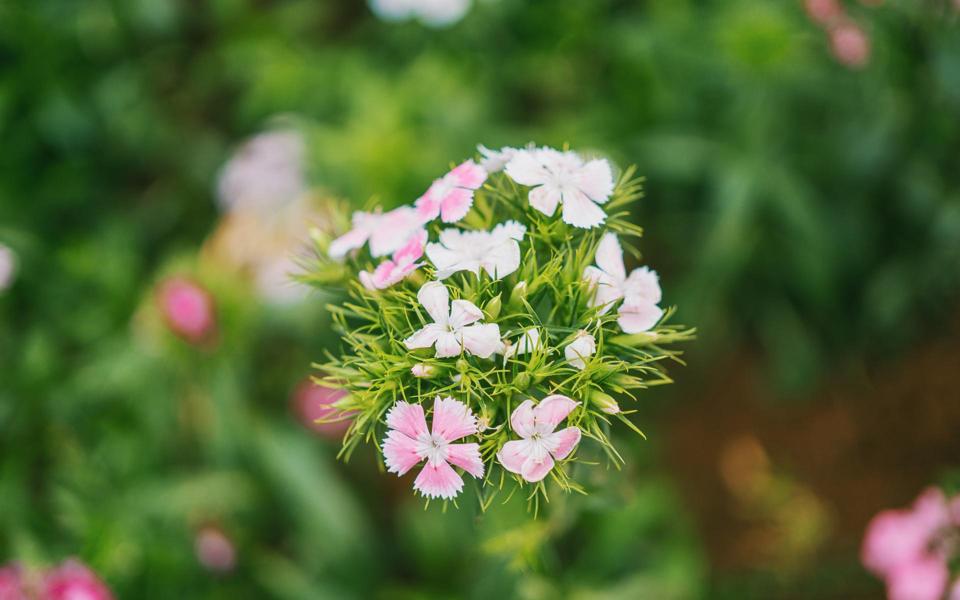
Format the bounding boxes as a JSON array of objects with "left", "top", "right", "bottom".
[
  {"left": 216, "top": 130, "right": 307, "bottom": 214},
  {"left": 478, "top": 145, "right": 521, "bottom": 173},
  {"left": 426, "top": 221, "right": 526, "bottom": 279},
  {"left": 370, "top": 0, "right": 471, "bottom": 27},
  {"left": 0, "top": 244, "right": 16, "bottom": 293}
]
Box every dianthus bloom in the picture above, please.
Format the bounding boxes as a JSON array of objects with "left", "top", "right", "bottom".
[
  {"left": 426, "top": 221, "right": 526, "bottom": 280},
  {"left": 328, "top": 206, "right": 424, "bottom": 259},
  {"left": 42, "top": 559, "right": 114, "bottom": 600},
  {"left": 195, "top": 526, "right": 237, "bottom": 573},
  {"left": 403, "top": 281, "right": 501, "bottom": 358},
  {"left": 360, "top": 230, "right": 427, "bottom": 290},
  {"left": 383, "top": 397, "right": 484, "bottom": 499},
  {"left": 583, "top": 232, "right": 663, "bottom": 333},
  {"left": 292, "top": 379, "right": 352, "bottom": 439},
  {"left": 497, "top": 396, "right": 582, "bottom": 483},
  {"left": 415, "top": 160, "right": 487, "bottom": 224},
  {"left": 216, "top": 130, "right": 307, "bottom": 213},
  {"left": 157, "top": 277, "right": 217, "bottom": 345}
]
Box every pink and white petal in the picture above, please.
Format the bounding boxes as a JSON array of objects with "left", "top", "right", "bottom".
[
  {"left": 583, "top": 266, "right": 623, "bottom": 313},
  {"left": 434, "top": 331, "right": 462, "bottom": 358},
  {"left": 510, "top": 399, "right": 536, "bottom": 438},
  {"left": 382, "top": 430, "right": 423, "bottom": 476},
  {"left": 369, "top": 207, "right": 421, "bottom": 257},
  {"left": 359, "top": 269, "right": 379, "bottom": 291},
  {"left": 450, "top": 160, "right": 487, "bottom": 189},
  {"left": 417, "top": 281, "right": 449, "bottom": 325},
  {"left": 393, "top": 229, "right": 427, "bottom": 265},
  {"left": 503, "top": 150, "right": 549, "bottom": 186},
  {"left": 446, "top": 443, "right": 484, "bottom": 478},
  {"left": 385, "top": 401, "right": 429, "bottom": 439},
  {"left": 577, "top": 159, "right": 615, "bottom": 203},
  {"left": 439, "top": 188, "right": 474, "bottom": 223},
  {"left": 404, "top": 324, "right": 444, "bottom": 349},
  {"left": 528, "top": 184, "right": 561, "bottom": 217},
  {"left": 520, "top": 450, "right": 555, "bottom": 483},
  {"left": 431, "top": 396, "right": 478, "bottom": 442},
  {"left": 534, "top": 395, "right": 579, "bottom": 432},
  {"left": 497, "top": 439, "right": 533, "bottom": 474},
  {"left": 546, "top": 426, "right": 581, "bottom": 461},
  {"left": 414, "top": 187, "right": 443, "bottom": 222},
  {"left": 594, "top": 232, "right": 626, "bottom": 281},
  {"left": 617, "top": 302, "right": 663, "bottom": 334},
  {"left": 328, "top": 227, "right": 370, "bottom": 259},
  {"left": 413, "top": 460, "right": 464, "bottom": 500},
  {"left": 448, "top": 299, "right": 483, "bottom": 329},
  {"left": 424, "top": 243, "right": 462, "bottom": 279},
  {"left": 460, "top": 323, "right": 502, "bottom": 359},
  {"left": 561, "top": 189, "right": 606, "bottom": 229},
  {"left": 623, "top": 266, "right": 662, "bottom": 305}
]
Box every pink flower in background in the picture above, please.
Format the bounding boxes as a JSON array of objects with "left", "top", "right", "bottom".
[
  {"left": 41, "top": 559, "right": 114, "bottom": 600},
  {"left": 862, "top": 487, "right": 956, "bottom": 600},
  {"left": 293, "top": 379, "right": 351, "bottom": 439},
  {"left": 360, "top": 230, "right": 427, "bottom": 290},
  {"left": 382, "top": 397, "right": 484, "bottom": 500},
  {"left": 497, "top": 395, "right": 581, "bottom": 482},
  {"left": 0, "top": 563, "right": 26, "bottom": 600},
  {"left": 804, "top": 0, "right": 843, "bottom": 25},
  {"left": 157, "top": 277, "right": 216, "bottom": 345},
  {"left": 216, "top": 130, "right": 307, "bottom": 214},
  {"left": 403, "top": 281, "right": 501, "bottom": 358},
  {"left": 830, "top": 21, "right": 871, "bottom": 69},
  {"left": 328, "top": 206, "right": 425, "bottom": 259},
  {"left": 505, "top": 148, "right": 614, "bottom": 229},
  {"left": 415, "top": 160, "right": 487, "bottom": 223},
  {"left": 195, "top": 526, "right": 237, "bottom": 573},
  {"left": 583, "top": 232, "right": 663, "bottom": 333}
]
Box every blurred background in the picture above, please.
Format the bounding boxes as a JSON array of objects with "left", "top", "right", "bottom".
[{"left": 2, "top": 0, "right": 959, "bottom": 598}]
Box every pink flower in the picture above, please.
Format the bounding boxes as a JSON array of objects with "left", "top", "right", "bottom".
[
  {"left": 292, "top": 379, "right": 351, "bottom": 439},
  {"left": 0, "top": 563, "right": 26, "bottom": 600},
  {"left": 328, "top": 206, "right": 425, "bottom": 259},
  {"left": 41, "top": 559, "right": 114, "bottom": 600},
  {"left": 497, "top": 395, "right": 582, "bottom": 483},
  {"left": 359, "top": 230, "right": 427, "bottom": 290},
  {"left": 216, "top": 130, "right": 307, "bottom": 214},
  {"left": 403, "top": 281, "right": 501, "bottom": 358},
  {"left": 414, "top": 160, "right": 487, "bottom": 223},
  {"left": 583, "top": 232, "right": 664, "bottom": 333},
  {"left": 804, "top": 0, "right": 842, "bottom": 25},
  {"left": 886, "top": 555, "right": 949, "bottom": 600},
  {"left": 195, "top": 526, "right": 237, "bottom": 573},
  {"left": 504, "top": 148, "right": 614, "bottom": 229},
  {"left": 157, "top": 277, "right": 216, "bottom": 345},
  {"left": 830, "top": 22, "right": 870, "bottom": 69},
  {"left": 382, "top": 397, "right": 484, "bottom": 500}
]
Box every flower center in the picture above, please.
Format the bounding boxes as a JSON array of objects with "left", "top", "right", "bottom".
[{"left": 416, "top": 433, "right": 449, "bottom": 465}]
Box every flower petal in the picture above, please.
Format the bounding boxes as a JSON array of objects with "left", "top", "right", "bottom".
[
  {"left": 617, "top": 302, "right": 663, "bottom": 334},
  {"left": 528, "top": 184, "right": 561, "bottom": 217},
  {"left": 393, "top": 229, "right": 427, "bottom": 265},
  {"left": 434, "top": 331, "right": 462, "bottom": 358},
  {"left": 425, "top": 243, "right": 463, "bottom": 279},
  {"left": 623, "top": 266, "right": 662, "bottom": 305},
  {"left": 460, "top": 323, "right": 502, "bottom": 358},
  {"left": 504, "top": 150, "right": 549, "bottom": 186},
  {"left": 482, "top": 239, "right": 521, "bottom": 279},
  {"left": 450, "top": 160, "right": 487, "bottom": 189},
  {"left": 545, "top": 426, "right": 581, "bottom": 460},
  {"left": 497, "top": 439, "right": 533, "bottom": 474},
  {"left": 510, "top": 399, "right": 536, "bottom": 438},
  {"left": 417, "top": 281, "right": 449, "bottom": 325},
  {"left": 431, "top": 396, "right": 478, "bottom": 442},
  {"left": 520, "top": 447, "right": 555, "bottom": 483},
  {"left": 413, "top": 460, "right": 464, "bottom": 500},
  {"left": 534, "top": 395, "right": 579, "bottom": 432},
  {"left": 583, "top": 266, "right": 623, "bottom": 313},
  {"left": 440, "top": 187, "right": 474, "bottom": 223},
  {"left": 385, "top": 401, "right": 429, "bottom": 439},
  {"left": 382, "top": 430, "right": 423, "bottom": 476},
  {"left": 448, "top": 299, "right": 483, "bottom": 329},
  {"left": 404, "top": 323, "right": 444, "bottom": 349},
  {"left": 328, "top": 227, "right": 371, "bottom": 259},
  {"left": 595, "top": 232, "right": 626, "bottom": 282},
  {"left": 564, "top": 331, "right": 596, "bottom": 370},
  {"left": 446, "top": 443, "right": 484, "bottom": 478},
  {"left": 369, "top": 206, "right": 422, "bottom": 257},
  {"left": 577, "top": 158, "right": 614, "bottom": 203},
  {"left": 561, "top": 188, "right": 606, "bottom": 229}
]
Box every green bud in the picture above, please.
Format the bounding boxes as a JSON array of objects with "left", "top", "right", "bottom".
[
  {"left": 410, "top": 363, "right": 440, "bottom": 379},
  {"left": 484, "top": 294, "right": 502, "bottom": 320},
  {"left": 456, "top": 358, "right": 470, "bottom": 374},
  {"left": 508, "top": 281, "right": 528, "bottom": 309},
  {"left": 515, "top": 372, "right": 531, "bottom": 391},
  {"left": 589, "top": 390, "right": 621, "bottom": 415}
]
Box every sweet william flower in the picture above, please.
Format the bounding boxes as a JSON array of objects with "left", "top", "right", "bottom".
[
  {"left": 886, "top": 556, "right": 949, "bottom": 600},
  {"left": 505, "top": 148, "right": 614, "bottom": 229},
  {"left": 861, "top": 487, "right": 950, "bottom": 579},
  {"left": 360, "top": 229, "right": 427, "bottom": 290},
  {"left": 42, "top": 559, "right": 114, "bottom": 600},
  {"left": 157, "top": 277, "right": 216, "bottom": 345},
  {"left": 497, "top": 395, "right": 582, "bottom": 482},
  {"left": 328, "top": 206, "right": 424, "bottom": 259},
  {"left": 477, "top": 144, "right": 521, "bottom": 173},
  {"left": 292, "top": 379, "right": 352, "bottom": 440},
  {"left": 415, "top": 160, "right": 487, "bottom": 223},
  {"left": 383, "top": 397, "right": 484, "bottom": 499},
  {"left": 426, "top": 221, "right": 526, "bottom": 280},
  {"left": 583, "top": 233, "right": 664, "bottom": 334},
  {"left": 0, "top": 563, "right": 25, "bottom": 600},
  {"left": 195, "top": 526, "right": 237, "bottom": 573},
  {"left": 564, "top": 330, "right": 596, "bottom": 370},
  {"left": 404, "top": 281, "right": 501, "bottom": 358}
]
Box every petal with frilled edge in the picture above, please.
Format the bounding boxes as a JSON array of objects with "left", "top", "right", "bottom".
[
  {"left": 594, "top": 232, "right": 625, "bottom": 282},
  {"left": 534, "top": 395, "right": 579, "bottom": 433},
  {"left": 561, "top": 189, "right": 606, "bottom": 229},
  {"left": 440, "top": 187, "right": 474, "bottom": 223},
  {"left": 413, "top": 460, "right": 464, "bottom": 500},
  {"left": 385, "top": 401, "right": 428, "bottom": 439},
  {"left": 461, "top": 323, "right": 502, "bottom": 358},
  {"left": 446, "top": 443, "right": 484, "bottom": 478},
  {"left": 545, "top": 426, "right": 581, "bottom": 460},
  {"left": 528, "top": 184, "right": 561, "bottom": 217},
  {"left": 617, "top": 302, "right": 663, "bottom": 334},
  {"left": 382, "top": 430, "right": 423, "bottom": 476},
  {"left": 431, "top": 396, "right": 478, "bottom": 442},
  {"left": 577, "top": 159, "right": 614, "bottom": 203}
]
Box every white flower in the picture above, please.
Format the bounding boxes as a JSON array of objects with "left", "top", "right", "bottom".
[
  {"left": 501, "top": 327, "right": 543, "bottom": 361},
  {"left": 425, "top": 221, "right": 526, "bottom": 280},
  {"left": 477, "top": 145, "right": 521, "bottom": 173},
  {"left": 504, "top": 148, "right": 614, "bottom": 229},
  {"left": 369, "top": 0, "right": 471, "bottom": 27},
  {"left": 583, "top": 233, "right": 663, "bottom": 333},
  {"left": 0, "top": 243, "right": 16, "bottom": 293},
  {"left": 404, "top": 282, "right": 502, "bottom": 358},
  {"left": 216, "top": 130, "right": 307, "bottom": 214},
  {"left": 564, "top": 330, "right": 596, "bottom": 370}
]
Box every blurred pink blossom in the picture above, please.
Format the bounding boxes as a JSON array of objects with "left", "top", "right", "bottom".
[
  {"left": 41, "top": 559, "right": 113, "bottom": 600},
  {"left": 216, "top": 130, "right": 307, "bottom": 214},
  {"left": 359, "top": 229, "right": 427, "bottom": 290},
  {"left": 195, "top": 526, "right": 236, "bottom": 573},
  {"left": 157, "top": 277, "right": 217, "bottom": 345},
  {"left": 830, "top": 21, "right": 871, "bottom": 69},
  {"left": 0, "top": 563, "right": 26, "bottom": 600},
  {"left": 804, "top": 0, "right": 843, "bottom": 25},
  {"left": 293, "top": 379, "right": 351, "bottom": 439}
]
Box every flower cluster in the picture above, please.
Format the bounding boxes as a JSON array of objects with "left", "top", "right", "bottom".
[
  {"left": 862, "top": 487, "right": 960, "bottom": 600},
  {"left": 306, "top": 144, "right": 693, "bottom": 507}
]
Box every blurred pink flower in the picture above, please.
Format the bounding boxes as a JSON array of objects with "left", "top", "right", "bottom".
[
  {"left": 157, "top": 277, "right": 217, "bottom": 345},
  {"left": 886, "top": 555, "right": 949, "bottom": 600},
  {"left": 195, "top": 526, "right": 236, "bottom": 573},
  {"left": 382, "top": 397, "right": 484, "bottom": 500},
  {"left": 830, "top": 22, "right": 871, "bottom": 69},
  {"left": 497, "top": 395, "right": 581, "bottom": 483},
  {"left": 293, "top": 379, "right": 352, "bottom": 439},
  {"left": 0, "top": 563, "right": 26, "bottom": 600},
  {"left": 415, "top": 160, "right": 487, "bottom": 223},
  {"left": 359, "top": 230, "right": 427, "bottom": 290},
  {"left": 216, "top": 130, "right": 307, "bottom": 214},
  {"left": 804, "top": 0, "right": 843, "bottom": 25},
  {"left": 41, "top": 559, "right": 113, "bottom": 600}
]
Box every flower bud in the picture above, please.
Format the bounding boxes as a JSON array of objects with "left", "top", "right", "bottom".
[
  {"left": 42, "top": 559, "right": 114, "bottom": 600},
  {"left": 410, "top": 363, "right": 439, "bottom": 379},
  {"left": 514, "top": 372, "right": 531, "bottom": 391},
  {"left": 508, "top": 281, "right": 528, "bottom": 308},
  {"left": 590, "top": 390, "right": 621, "bottom": 415},
  {"left": 292, "top": 379, "right": 352, "bottom": 440},
  {"left": 195, "top": 526, "right": 237, "bottom": 573},
  {"left": 456, "top": 358, "right": 470, "bottom": 374},
  {"left": 564, "top": 330, "right": 596, "bottom": 370},
  {"left": 157, "top": 277, "right": 217, "bottom": 345},
  {"left": 484, "top": 294, "right": 502, "bottom": 320}
]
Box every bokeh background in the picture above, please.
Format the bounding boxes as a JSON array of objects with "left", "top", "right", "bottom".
[{"left": 2, "top": 0, "right": 960, "bottom": 598}]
